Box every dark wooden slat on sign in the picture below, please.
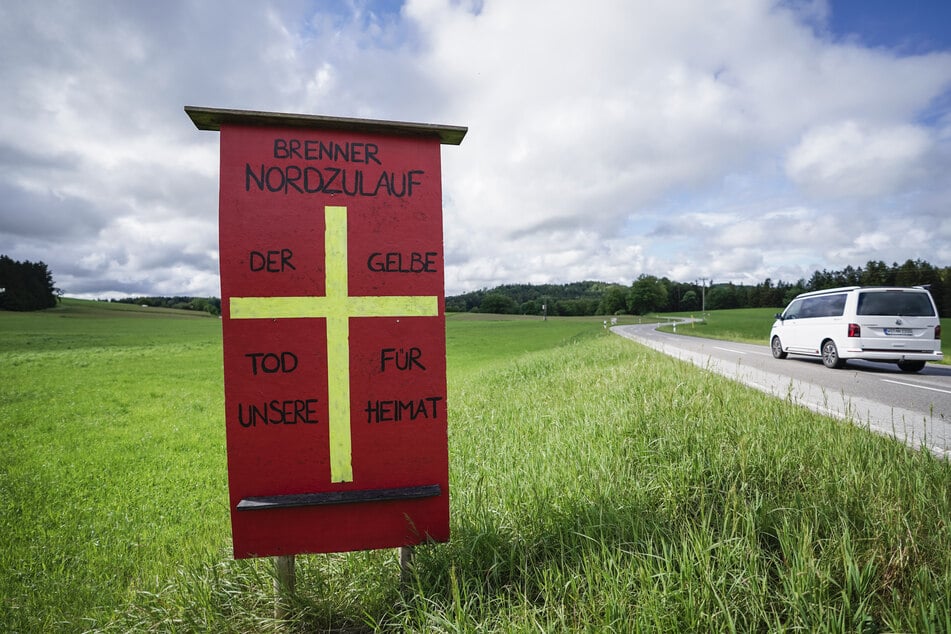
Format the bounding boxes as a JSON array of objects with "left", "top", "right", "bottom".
[
  {"left": 185, "top": 105, "right": 467, "bottom": 145},
  {"left": 237, "top": 484, "right": 442, "bottom": 510}
]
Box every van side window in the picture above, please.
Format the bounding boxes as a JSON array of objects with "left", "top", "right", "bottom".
[
  {"left": 797, "top": 294, "right": 846, "bottom": 318},
  {"left": 857, "top": 292, "right": 935, "bottom": 317},
  {"left": 799, "top": 297, "right": 822, "bottom": 319},
  {"left": 784, "top": 299, "right": 803, "bottom": 319},
  {"left": 822, "top": 294, "right": 846, "bottom": 317}
]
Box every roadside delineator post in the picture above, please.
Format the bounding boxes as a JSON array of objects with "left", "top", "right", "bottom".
[{"left": 187, "top": 106, "right": 465, "bottom": 616}]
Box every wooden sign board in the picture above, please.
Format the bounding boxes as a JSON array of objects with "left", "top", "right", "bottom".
[{"left": 187, "top": 106, "right": 465, "bottom": 558}]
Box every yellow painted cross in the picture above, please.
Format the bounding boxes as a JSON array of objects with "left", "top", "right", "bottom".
[{"left": 229, "top": 205, "right": 439, "bottom": 483}]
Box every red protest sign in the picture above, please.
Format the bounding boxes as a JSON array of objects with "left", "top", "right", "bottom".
[{"left": 187, "top": 107, "right": 465, "bottom": 558}]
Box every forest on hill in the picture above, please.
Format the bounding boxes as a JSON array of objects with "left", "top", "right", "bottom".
[{"left": 446, "top": 259, "right": 951, "bottom": 318}]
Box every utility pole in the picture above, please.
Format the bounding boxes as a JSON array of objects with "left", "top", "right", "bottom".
[{"left": 697, "top": 277, "right": 709, "bottom": 314}]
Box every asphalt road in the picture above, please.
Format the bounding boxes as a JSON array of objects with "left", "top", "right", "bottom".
[{"left": 611, "top": 322, "right": 951, "bottom": 458}]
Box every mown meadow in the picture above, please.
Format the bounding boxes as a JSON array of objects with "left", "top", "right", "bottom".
[{"left": 1, "top": 300, "right": 950, "bottom": 632}]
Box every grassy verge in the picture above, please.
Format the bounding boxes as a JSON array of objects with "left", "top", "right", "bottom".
[
  {"left": 419, "top": 333, "right": 951, "bottom": 632},
  {"left": 1, "top": 304, "right": 949, "bottom": 631},
  {"left": 654, "top": 307, "right": 951, "bottom": 362}
]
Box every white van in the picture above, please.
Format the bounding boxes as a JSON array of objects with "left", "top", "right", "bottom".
[{"left": 770, "top": 286, "right": 943, "bottom": 372}]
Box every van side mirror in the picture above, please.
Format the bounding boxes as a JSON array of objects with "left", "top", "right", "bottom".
[{"left": 774, "top": 313, "right": 784, "bottom": 321}]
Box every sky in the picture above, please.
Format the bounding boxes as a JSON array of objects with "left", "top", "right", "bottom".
[{"left": 1, "top": 0, "right": 950, "bottom": 299}]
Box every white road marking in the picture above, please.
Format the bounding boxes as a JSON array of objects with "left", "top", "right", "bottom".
[
  {"left": 712, "top": 345, "right": 772, "bottom": 358},
  {"left": 881, "top": 379, "right": 951, "bottom": 396},
  {"left": 713, "top": 346, "right": 744, "bottom": 354}
]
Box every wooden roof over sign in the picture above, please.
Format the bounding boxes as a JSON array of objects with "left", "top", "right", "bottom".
[{"left": 185, "top": 106, "right": 467, "bottom": 146}]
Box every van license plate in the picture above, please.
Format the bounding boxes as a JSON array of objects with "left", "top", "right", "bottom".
[{"left": 884, "top": 328, "right": 912, "bottom": 336}]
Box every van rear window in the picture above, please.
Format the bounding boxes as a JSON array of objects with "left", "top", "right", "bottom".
[{"left": 856, "top": 291, "right": 935, "bottom": 317}]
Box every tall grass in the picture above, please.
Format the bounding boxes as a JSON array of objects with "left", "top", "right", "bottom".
[
  {"left": 1, "top": 304, "right": 949, "bottom": 631},
  {"left": 400, "top": 332, "right": 951, "bottom": 632}
]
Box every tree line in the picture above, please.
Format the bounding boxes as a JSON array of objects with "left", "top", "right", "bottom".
[
  {"left": 0, "top": 255, "right": 59, "bottom": 311},
  {"left": 447, "top": 259, "right": 951, "bottom": 318},
  {"left": 6, "top": 254, "right": 947, "bottom": 318},
  {"left": 110, "top": 296, "right": 222, "bottom": 316}
]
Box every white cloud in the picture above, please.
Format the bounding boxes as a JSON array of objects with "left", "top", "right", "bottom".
[
  {"left": 406, "top": 1, "right": 951, "bottom": 291},
  {"left": 0, "top": 0, "right": 950, "bottom": 299},
  {"left": 785, "top": 120, "right": 932, "bottom": 198}
]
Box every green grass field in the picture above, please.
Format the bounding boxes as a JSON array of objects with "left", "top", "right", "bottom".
[{"left": 2, "top": 301, "right": 950, "bottom": 632}]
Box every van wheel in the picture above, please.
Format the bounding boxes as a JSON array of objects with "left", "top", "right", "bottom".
[
  {"left": 771, "top": 336, "right": 787, "bottom": 359},
  {"left": 897, "top": 360, "right": 926, "bottom": 373},
  {"left": 821, "top": 340, "right": 845, "bottom": 369}
]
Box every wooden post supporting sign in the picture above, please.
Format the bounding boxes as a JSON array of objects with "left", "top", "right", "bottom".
[{"left": 187, "top": 107, "right": 465, "bottom": 564}]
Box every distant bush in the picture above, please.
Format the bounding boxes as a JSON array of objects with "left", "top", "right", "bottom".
[{"left": 0, "top": 255, "right": 58, "bottom": 311}]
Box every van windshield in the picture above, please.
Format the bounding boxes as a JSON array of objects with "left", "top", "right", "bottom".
[{"left": 856, "top": 291, "right": 935, "bottom": 317}]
